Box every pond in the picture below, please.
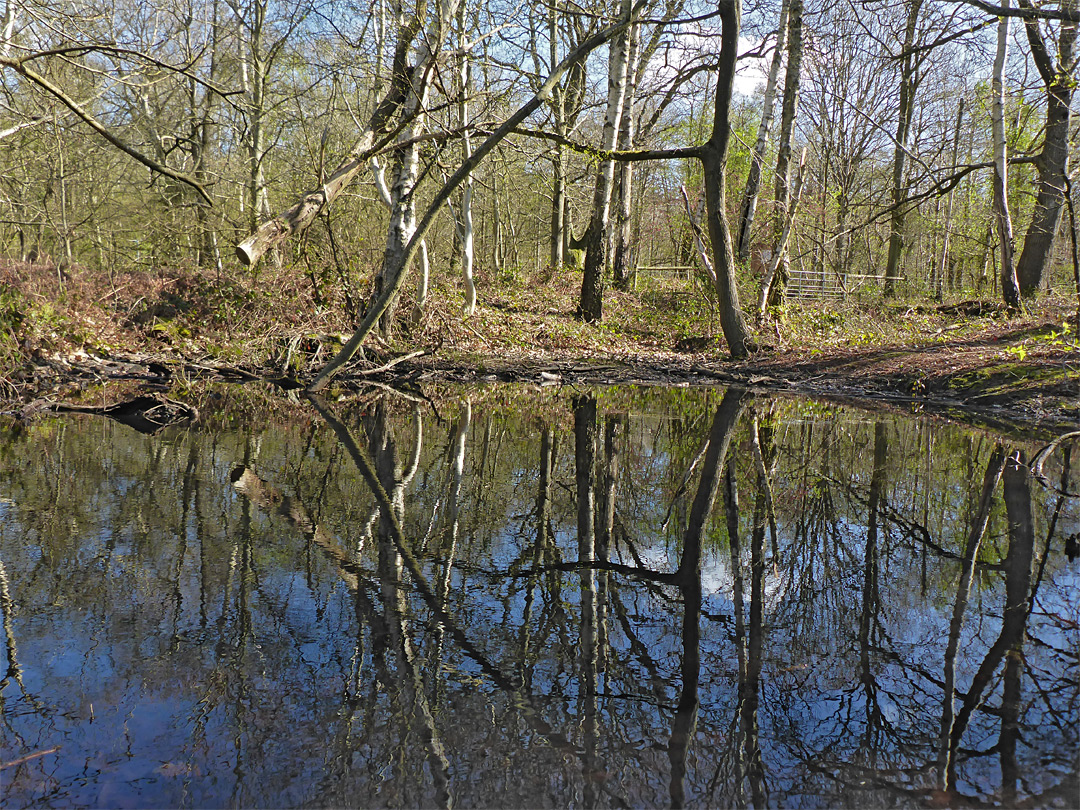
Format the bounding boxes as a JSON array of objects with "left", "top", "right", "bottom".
[{"left": 0, "top": 385, "right": 1077, "bottom": 808}]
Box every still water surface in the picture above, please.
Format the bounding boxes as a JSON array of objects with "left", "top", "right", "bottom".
[{"left": 0, "top": 385, "right": 1077, "bottom": 808}]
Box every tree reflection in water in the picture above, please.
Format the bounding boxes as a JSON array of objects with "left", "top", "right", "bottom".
[{"left": 0, "top": 385, "right": 1076, "bottom": 808}]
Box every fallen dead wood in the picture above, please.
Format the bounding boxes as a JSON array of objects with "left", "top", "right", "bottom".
[{"left": 31, "top": 394, "right": 198, "bottom": 434}]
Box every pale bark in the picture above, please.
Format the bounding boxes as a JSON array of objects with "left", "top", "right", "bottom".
[
  {"left": 1, "top": 0, "right": 17, "bottom": 58},
  {"left": 307, "top": 12, "right": 639, "bottom": 389},
  {"left": 374, "top": 0, "right": 462, "bottom": 335},
  {"left": 457, "top": 3, "right": 477, "bottom": 315},
  {"left": 612, "top": 22, "right": 640, "bottom": 291},
  {"left": 577, "top": 0, "right": 634, "bottom": 322},
  {"left": 736, "top": 0, "right": 789, "bottom": 261},
  {"left": 992, "top": 3, "right": 1020, "bottom": 308}
]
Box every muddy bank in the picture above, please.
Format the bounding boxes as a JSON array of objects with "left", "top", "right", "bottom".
[
  {"left": 5, "top": 332, "right": 1076, "bottom": 441},
  {"left": 1, "top": 260, "right": 1076, "bottom": 437}
]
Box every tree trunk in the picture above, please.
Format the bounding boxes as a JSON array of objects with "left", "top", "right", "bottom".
[
  {"left": 550, "top": 143, "right": 567, "bottom": 271},
  {"left": 612, "top": 23, "right": 641, "bottom": 291},
  {"left": 992, "top": 3, "right": 1021, "bottom": 309},
  {"left": 577, "top": 0, "right": 633, "bottom": 322},
  {"left": 736, "top": 0, "right": 789, "bottom": 261},
  {"left": 883, "top": 0, "right": 923, "bottom": 296},
  {"left": 936, "top": 99, "right": 965, "bottom": 302},
  {"left": 767, "top": 0, "right": 803, "bottom": 308},
  {"left": 1015, "top": 0, "right": 1078, "bottom": 296},
  {"left": 701, "top": 0, "right": 755, "bottom": 357},
  {"left": 457, "top": 2, "right": 477, "bottom": 314}
]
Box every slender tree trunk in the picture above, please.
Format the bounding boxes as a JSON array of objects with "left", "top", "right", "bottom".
[
  {"left": 612, "top": 23, "right": 641, "bottom": 291},
  {"left": 577, "top": 0, "right": 633, "bottom": 322},
  {"left": 1, "top": 0, "right": 17, "bottom": 58},
  {"left": 767, "top": 0, "right": 803, "bottom": 307},
  {"left": 936, "top": 99, "right": 965, "bottom": 301},
  {"left": 758, "top": 148, "right": 805, "bottom": 317},
  {"left": 884, "top": 0, "right": 923, "bottom": 296},
  {"left": 457, "top": 2, "right": 477, "bottom": 314},
  {"left": 938, "top": 447, "right": 1005, "bottom": 789},
  {"left": 992, "top": 3, "right": 1021, "bottom": 308},
  {"left": 550, "top": 144, "right": 567, "bottom": 271},
  {"left": 737, "top": 0, "right": 789, "bottom": 261}
]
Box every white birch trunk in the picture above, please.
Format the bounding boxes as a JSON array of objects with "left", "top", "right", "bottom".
[
  {"left": 458, "top": 3, "right": 477, "bottom": 315},
  {"left": 2, "top": 0, "right": 17, "bottom": 57},
  {"left": 577, "top": 0, "right": 633, "bottom": 321}
]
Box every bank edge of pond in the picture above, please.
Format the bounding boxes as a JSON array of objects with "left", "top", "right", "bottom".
[
  {"left": 394, "top": 351, "right": 1077, "bottom": 442},
  {"left": 3, "top": 336, "right": 1076, "bottom": 442}
]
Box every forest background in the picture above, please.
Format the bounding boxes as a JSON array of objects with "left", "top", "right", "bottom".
[{"left": 0, "top": 0, "right": 1077, "bottom": 423}]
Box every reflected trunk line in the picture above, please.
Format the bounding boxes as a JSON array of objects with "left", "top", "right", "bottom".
[
  {"left": 938, "top": 445, "right": 1005, "bottom": 785},
  {"left": 307, "top": 394, "right": 591, "bottom": 757},
  {"left": 998, "top": 449, "right": 1037, "bottom": 805},
  {"left": 746, "top": 458, "right": 768, "bottom": 809},
  {"left": 1031, "top": 445, "right": 1071, "bottom": 594},
  {"left": 724, "top": 453, "right": 767, "bottom": 809},
  {"left": 596, "top": 415, "right": 622, "bottom": 674},
  {"left": 573, "top": 396, "right": 601, "bottom": 807},
  {"left": 728, "top": 460, "right": 747, "bottom": 678},
  {"left": 726, "top": 475, "right": 750, "bottom": 810},
  {"left": 670, "top": 389, "right": 748, "bottom": 809},
  {"left": 858, "top": 422, "right": 887, "bottom": 764},
  {"left": 377, "top": 537, "right": 452, "bottom": 810},
  {"left": 198, "top": 434, "right": 213, "bottom": 630},
  {"left": 171, "top": 437, "right": 199, "bottom": 650},
  {"left": 432, "top": 402, "right": 469, "bottom": 702},
  {"left": 517, "top": 426, "right": 556, "bottom": 691},
  {"left": 0, "top": 557, "right": 24, "bottom": 691},
  {"left": 362, "top": 405, "right": 455, "bottom": 808},
  {"left": 750, "top": 413, "right": 780, "bottom": 565},
  {"left": 660, "top": 430, "right": 710, "bottom": 534},
  {"left": 236, "top": 438, "right": 256, "bottom": 645},
  {"left": 439, "top": 402, "right": 469, "bottom": 585},
  {"left": 948, "top": 450, "right": 1038, "bottom": 788},
  {"left": 307, "top": 398, "right": 601, "bottom": 770}
]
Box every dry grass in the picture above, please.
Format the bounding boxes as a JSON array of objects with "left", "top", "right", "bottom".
[{"left": 2, "top": 256, "right": 1077, "bottom": 414}]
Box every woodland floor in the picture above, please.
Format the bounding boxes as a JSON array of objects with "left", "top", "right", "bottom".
[{"left": 1, "top": 259, "right": 1077, "bottom": 438}]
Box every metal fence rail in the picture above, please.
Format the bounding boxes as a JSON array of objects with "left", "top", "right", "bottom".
[{"left": 787, "top": 270, "right": 885, "bottom": 300}]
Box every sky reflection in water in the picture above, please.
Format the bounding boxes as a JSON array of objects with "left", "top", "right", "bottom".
[{"left": 0, "top": 385, "right": 1077, "bottom": 808}]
